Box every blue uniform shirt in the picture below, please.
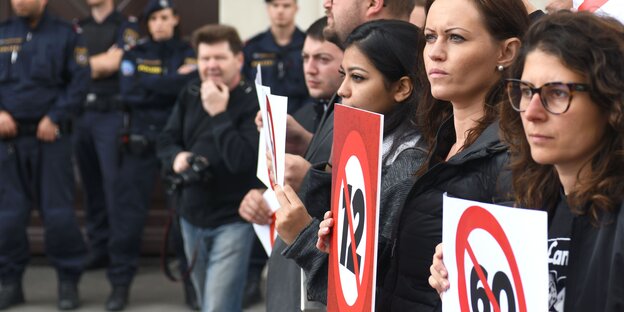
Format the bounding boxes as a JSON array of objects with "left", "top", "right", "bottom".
[
  {"left": 0, "top": 9, "right": 90, "bottom": 123},
  {"left": 79, "top": 10, "right": 139, "bottom": 96},
  {"left": 242, "top": 28, "right": 308, "bottom": 113},
  {"left": 119, "top": 37, "right": 196, "bottom": 133}
]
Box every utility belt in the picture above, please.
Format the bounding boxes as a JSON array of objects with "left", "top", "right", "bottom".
[
  {"left": 83, "top": 93, "right": 125, "bottom": 112},
  {"left": 14, "top": 119, "right": 72, "bottom": 138}
]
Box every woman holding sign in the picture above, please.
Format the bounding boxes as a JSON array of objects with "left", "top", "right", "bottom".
[
  {"left": 273, "top": 19, "right": 428, "bottom": 304},
  {"left": 430, "top": 11, "right": 624, "bottom": 312},
  {"left": 361, "top": 0, "right": 538, "bottom": 310},
  {"left": 501, "top": 12, "right": 624, "bottom": 312}
]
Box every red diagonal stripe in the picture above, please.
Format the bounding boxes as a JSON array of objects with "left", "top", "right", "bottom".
[
  {"left": 342, "top": 176, "right": 362, "bottom": 287},
  {"left": 466, "top": 243, "right": 501, "bottom": 312},
  {"left": 578, "top": 0, "right": 609, "bottom": 12}
]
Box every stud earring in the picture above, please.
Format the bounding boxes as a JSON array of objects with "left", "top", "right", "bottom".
[{"left": 497, "top": 65, "right": 504, "bottom": 72}]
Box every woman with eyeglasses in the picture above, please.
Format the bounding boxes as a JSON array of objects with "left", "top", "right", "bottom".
[{"left": 430, "top": 11, "right": 624, "bottom": 312}]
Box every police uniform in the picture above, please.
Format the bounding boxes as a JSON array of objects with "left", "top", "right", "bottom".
[
  {"left": 108, "top": 0, "right": 197, "bottom": 291},
  {"left": 242, "top": 27, "right": 308, "bottom": 113},
  {"left": 73, "top": 10, "right": 139, "bottom": 269},
  {"left": 0, "top": 7, "right": 89, "bottom": 293}
]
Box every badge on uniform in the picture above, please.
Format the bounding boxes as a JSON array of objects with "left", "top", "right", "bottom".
[
  {"left": 123, "top": 29, "right": 139, "bottom": 50},
  {"left": 74, "top": 47, "right": 89, "bottom": 66},
  {"left": 121, "top": 60, "right": 135, "bottom": 76}
]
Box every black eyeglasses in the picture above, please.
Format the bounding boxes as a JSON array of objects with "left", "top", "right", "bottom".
[{"left": 505, "top": 79, "right": 590, "bottom": 115}]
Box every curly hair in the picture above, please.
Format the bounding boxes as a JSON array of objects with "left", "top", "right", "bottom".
[
  {"left": 416, "top": 0, "right": 529, "bottom": 172},
  {"left": 500, "top": 11, "right": 624, "bottom": 220}
]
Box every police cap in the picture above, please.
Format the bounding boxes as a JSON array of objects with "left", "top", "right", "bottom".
[{"left": 143, "top": 0, "right": 175, "bottom": 20}]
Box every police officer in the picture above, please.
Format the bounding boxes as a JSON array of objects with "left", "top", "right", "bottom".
[
  {"left": 74, "top": 0, "right": 139, "bottom": 271},
  {"left": 106, "top": 0, "right": 196, "bottom": 310},
  {"left": 0, "top": 0, "right": 89, "bottom": 310},
  {"left": 242, "top": 0, "right": 308, "bottom": 114}
]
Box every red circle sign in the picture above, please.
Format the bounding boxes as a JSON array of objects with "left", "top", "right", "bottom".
[
  {"left": 332, "top": 130, "right": 376, "bottom": 311},
  {"left": 455, "top": 206, "right": 527, "bottom": 312}
]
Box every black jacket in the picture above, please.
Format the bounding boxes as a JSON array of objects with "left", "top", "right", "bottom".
[
  {"left": 379, "top": 118, "right": 513, "bottom": 311},
  {"left": 565, "top": 200, "right": 624, "bottom": 312},
  {"left": 156, "top": 78, "right": 260, "bottom": 228}
]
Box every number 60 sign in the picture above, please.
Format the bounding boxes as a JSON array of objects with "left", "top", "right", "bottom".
[{"left": 442, "top": 194, "right": 549, "bottom": 312}]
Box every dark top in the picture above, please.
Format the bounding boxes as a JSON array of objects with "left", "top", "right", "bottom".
[
  {"left": 242, "top": 28, "right": 308, "bottom": 113},
  {"left": 563, "top": 198, "right": 624, "bottom": 312},
  {"left": 157, "top": 78, "right": 261, "bottom": 228},
  {"left": 119, "top": 37, "right": 196, "bottom": 135},
  {"left": 379, "top": 118, "right": 513, "bottom": 311},
  {"left": 0, "top": 10, "right": 89, "bottom": 123},
  {"left": 548, "top": 191, "right": 573, "bottom": 312},
  {"left": 79, "top": 11, "right": 138, "bottom": 96},
  {"left": 292, "top": 97, "right": 329, "bottom": 134}
]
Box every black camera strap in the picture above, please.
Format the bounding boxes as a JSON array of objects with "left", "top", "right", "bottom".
[{"left": 160, "top": 192, "right": 200, "bottom": 283}]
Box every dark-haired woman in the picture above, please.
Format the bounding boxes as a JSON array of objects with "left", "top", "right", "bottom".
[
  {"left": 273, "top": 19, "right": 428, "bottom": 304},
  {"left": 502, "top": 12, "right": 624, "bottom": 311},
  {"left": 430, "top": 11, "right": 624, "bottom": 312},
  {"left": 367, "top": 0, "right": 531, "bottom": 310}
]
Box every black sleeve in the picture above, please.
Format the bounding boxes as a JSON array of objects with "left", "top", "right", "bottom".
[
  {"left": 209, "top": 93, "right": 260, "bottom": 174},
  {"left": 156, "top": 89, "right": 187, "bottom": 174}
]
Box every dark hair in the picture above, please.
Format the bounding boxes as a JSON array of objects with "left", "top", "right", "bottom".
[
  {"left": 306, "top": 17, "right": 328, "bottom": 42},
  {"left": 385, "top": 0, "right": 418, "bottom": 19},
  {"left": 192, "top": 24, "right": 243, "bottom": 54},
  {"left": 416, "top": 0, "right": 529, "bottom": 171},
  {"left": 145, "top": 7, "right": 181, "bottom": 40},
  {"left": 344, "top": 19, "right": 423, "bottom": 163},
  {"left": 500, "top": 11, "right": 624, "bottom": 221}
]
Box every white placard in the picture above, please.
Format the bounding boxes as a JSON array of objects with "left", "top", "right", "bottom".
[
  {"left": 442, "top": 194, "right": 549, "bottom": 312},
  {"left": 252, "top": 189, "right": 281, "bottom": 256},
  {"left": 574, "top": 0, "right": 624, "bottom": 23}
]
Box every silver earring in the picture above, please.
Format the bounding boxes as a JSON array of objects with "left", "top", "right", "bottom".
[{"left": 497, "top": 65, "right": 504, "bottom": 72}]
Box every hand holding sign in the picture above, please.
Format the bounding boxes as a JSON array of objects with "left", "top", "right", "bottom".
[
  {"left": 238, "top": 188, "right": 273, "bottom": 225},
  {"left": 428, "top": 243, "right": 449, "bottom": 298},
  {"left": 252, "top": 65, "right": 288, "bottom": 255},
  {"left": 274, "top": 185, "right": 313, "bottom": 245},
  {"left": 317, "top": 211, "right": 334, "bottom": 253}
]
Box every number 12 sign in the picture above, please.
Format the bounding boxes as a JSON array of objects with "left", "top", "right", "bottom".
[
  {"left": 328, "top": 104, "right": 383, "bottom": 312},
  {"left": 442, "top": 194, "right": 549, "bottom": 312}
]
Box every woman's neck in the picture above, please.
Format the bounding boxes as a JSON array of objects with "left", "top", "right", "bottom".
[
  {"left": 445, "top": 100, "right": 485, "bottom": 160},
  {"left": 555, "top": 157, "right": 594, "bottom": 195}
]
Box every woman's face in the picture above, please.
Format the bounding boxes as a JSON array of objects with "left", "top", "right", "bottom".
[
  {"left": 337, "top": 46, "right": 401, "bottom": 114},
  {"left": 148, "top": 8, "right": 178, "bottom": 42},
  {"left": 423, "top": 0, "right": 502, "bottom": 107},
  {"left": 520, "top": 49, "right": 608, "bottom": 175}
]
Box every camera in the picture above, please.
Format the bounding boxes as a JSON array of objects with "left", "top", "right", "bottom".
[{"left": 165, "top": 154, "right": 212, "bottom": 193}]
